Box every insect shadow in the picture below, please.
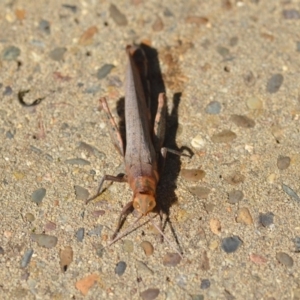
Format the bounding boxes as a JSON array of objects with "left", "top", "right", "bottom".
[{"left": 115, "top": 43, "right": 193, "bottom": 252}]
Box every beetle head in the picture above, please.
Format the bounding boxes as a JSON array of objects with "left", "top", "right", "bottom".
[{"left": 133, "top": 193, "right": 156, "bottom": 215}]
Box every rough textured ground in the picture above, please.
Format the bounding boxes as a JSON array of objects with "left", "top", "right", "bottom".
[{"left": 1, "top": 0, "right": 300, "bottom": 299}]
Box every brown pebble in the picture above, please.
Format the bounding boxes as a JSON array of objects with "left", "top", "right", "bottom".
[
  {"left": 181, "top": 169, "right": 205, "bottom": 181},
  {"left": 200, "top": 250, "right": 210, "bottom": 271},
  {"left": 92, "top": 210, "right": 105, "bottom": 217},
  {"left": 276, "top": 252, "right": 293, "bottom": 267},
  {"left": 230, "top": 114, "right": 255, "bottom": 128},
  {"left": 209, "top": 218, "right": 221, "bottom": 235},
  {"left": 236, "top": 207, "right": 253, "bottom": 225},
  {"left": 163, "top": 253, "right": 182, "bottom": 267},
  {"left": 152, "top": 16, "right": 164, "bottom": 31},
  {"left": 249, "top": 253, "right": 267, "bottom": 265},
  {"left": 109, "top": 4, "right": 128, "bottom": 26},
  {"left": 228, "top": 189, "right": 244, "bottom": 204},
  {"left": 225, "top": 172, "right": 245, "bottom": 185},
  {"left": 185, "top": 16, "right": 209, "bottom": 25},
  {"left": 140, "top": 241, "right": 154, "bottom": 256},
  {"left": 140, "top": 288, "right": 160, "bottom": 300},
  {"left": 59, "top": 246, "right": 73, "bottom": 272},
  {"left": 189, "top": 186, "right": 211, "bottom": 198},
  {"left": 44, "top": 221, "right": 57, "bottom": 231},
  {"left": 211, "top": 130, "right": 237, "bottom": 143},
  {"left": 24, "top": 213, "right": 35, "bottom": 222},
  {"left": 277, "top": 155, "right": 290, "bottom": 170},
  {"left": 79, "top": 26, "right": 98, "bottom": 46}
]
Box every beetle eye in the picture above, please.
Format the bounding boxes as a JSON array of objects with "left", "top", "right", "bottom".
[{"left": 136, "top": 204, "right": 140, "bottom": 209}]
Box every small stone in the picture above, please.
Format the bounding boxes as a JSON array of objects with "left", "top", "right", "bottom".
[
  {"left": 282, "top": 184, "right": 300, "bottom": 201},
  {"left": 204, "top": 202, "right": 215, "bottom": 213},
  {"left": 0, "top": 246, "right": 4, "bottom": 255},
  {"left": 59, "top": 246, "right": 73, "bottom": 272},
  {"left": 79, "top": 26, "right": 98, "bottom": 46},
  {"left": 163, "top": 253, "right": 182, "bottom": 267},
  {"left": 225, "top": 172, "right": 245, "bottom": 185},
  {"left": 185, "top": 16, "right": 209, "bottom": 25},
  {"left": 95, "top": 244, "right": 105, "bottom": 258},
  {"left": 92, "top": 210, "right": 105, "bottom": 217},
  {"left": 266, "top": 74, "right": 284, "bottom": 93},
  {"left": 115, "top": 261, "right": 127, "bottom": 276},
  {"left": 246, "top": 97, "right": 263, "bottom": 110},
  {"left": 62, "top": 4, "right": 77, "bottom": 12},
  {"left": 276, "top": 252, "right": 293, "bottom": 267},
  {"left": 38, "top": 19, "right": 50, "bottom": 34},
  {"left": 205, "top": 101, "right": 221, "bottom": 114},
  {"left": 181, "top": 169, "right": 205, "bottom": 181},
  {"left": 200, "top": 251, "right": 210, "bottom": 271},
  {"left": 200, "top": 279, "right": 210, "bottom": 289},
  {"left": 44, "top": 221, "right": 56, "bottom": 231},
  {"left": 221, "top": 236, "right": 242, "bottom": 253},
  {"left": 31, "top": 188, "right": 46, "bottom": 205},
  {"left": 176, "top": 274, "right": 187, "bottom": 288},
  {"left": 228, "top": 190, "right": 243, "bottom": 204},
  {"left": 216, "top": 46, "right": 230, "bottom": 58},
  {"left": 249, "top": 253, "right": 267, "bottom": 265},
  {"left": 74, "top": 185, "right": 89, "bottom": 200},
  {"left": 75, "top": 273, "right": 99, "bottom": 296},
  {"left": 3, "top": 86, "right": 13, "bottom": 96},
  {"left": 123, "top": 240, "right": 134, "bottom": 253},
  {"left": 191, "top": 295, "right": 204, "bottom": 300},
  {"left": 277, "top": 155, "right": 290, "bottom": 170},
  {"left": 24, "top": 213, "right": 35, "bottom": 222},
  {"left": 31, "top": 233, "right": 58, "bottom": 248},
  {"left": 97, "top": 64, "right": 115, "bottom": 79},
  {"left": 259, "top": 212, "right": 274, "bottom": 227},
  {"left": 49, "top": 47, "right": 67, "bottom": 61},
  {"left": 236, "top": 207, "right": 253, "bottom": 225},
  {"left": 1, "top": 46, "right": 21, "bottom": 61},
  {"left": 109, "top": 4, "right": 128, "bottom": 26},
  {"left": 282, "top": 9, "right": 300, "bottom": 19},
  {"left": 229, "top": 36, "right": 238, "bottom": 47},
  {"left": 65, "top": 158, "right": 90, "bottom": 165},
  {"left": 140, "top": 241, "right": 154, "bottom": 256},
  {"left": 294, "top": 237, "right": 300, "bottom": 252},
  {"left": 76, "top": 228, "right": 85, "bottom": 242},
  {"left": 209, "top": 239, "right": 219, "bottom": 251},
  {"left": 87, "top": 225, "right": 103, "bottom": 236},
  {"left": 211, "top": 130, "right": 237, "bottom": 143},
  {"left": 209, "top": 218, "right": 221, "bottom": 235},
  {"left": 6, "top": 131, "right": 14, "bottom": 139},
  {"left": 230, "top": 115, "right": 255, "bottom": 128},
  {"left": 20, "top": 249, "right": 34, "bottom": 268},
  {"left": 189, "top": 186, "right": 211, "bottom": 198},
  {"left": 191, "top": 135, "right": 206, "bottom": 149},
  {"left": 140, "top": 288, "right": 160, "bottom": 300},
  {"left": 243, "top": 71, "right": 256, "bottom": 86},
  {"left": 152, "top": 16, "right": 164, "bottom": 31}
]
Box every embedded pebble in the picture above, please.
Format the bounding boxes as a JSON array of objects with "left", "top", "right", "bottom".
[
  {"left": 211, "top": 130, "right": 237, "bottom": 143},
  {"left": 0, "top": 246, "right": 4, "bottom": 255},
  {"left": 65, "top": 158, "right": 90, "bottom": 165},
  {"left": 24, "top": 213, "right": 35, "bottom": 222},
  {"left": 176, "top": 274, "right": 187, "bottom": 288},
  {"left": 181, "top": 169, "right": 205, "bottom": 181},
  {"left": 115, "top": 261, "right": 127, "bottom": 276},
  {"left": 31, "top": 188, "right": 46, "bottom": 205},
  {"left": 109, "top": 4, "right": 128, "bottom": 26},
  {"left": 87, "top": 225, "right": 103, "bottom": 236},
  {"left": 140, "top": 288, "right": 160, "bottom": 300},
  {"left": 75, "top": 273, "right": 100, "bottom": 296},
  {"left": 31, "top": 233, "right": 58, "bottom": 248},
  {"left": 6, "top": 130, "right": 14, "bottom": 139},
  {"left": 97, "top": 64, "right": 115, "bottom": 79},
  {"left": 276, "top": 252, "right": 293, "bottom": 267},
  {"left": 3, "top": 86, "right": 13, "bottom": 96},
  {"left": 246, "top": 97, "right": 263, "bottom": 110},
  {"left": 92, "top": 210, "right": 105, "bottom": 217},
  {"left": 277, "top": 155, "right": 290, "bottom": 170},
  {"left": 209, "top": 218, "right": 221, "bottom": 235},
  {"left": 123, "top": 240, "right": 134, "bottom": 253},
  {"left": 140, "top": 241, "right": 154, "bottom": 256},
  {"left": 204, "top": 202, "right": 215, "bottom": 213},
  {"left": 200, "top": 251, "right": 210, "bottom": 271},
  {"left": 189, "top": 186, "right": 211, "bottom": 198},
  {"left": 205, "top": 101, "right": 221, "bottom": 114},
  {"left": 221, "top": 236, "right": 242, "bottom": 253},
  {"left": 282, "top": 184, "right": 300, "bottom": 201},
  {"left": 83, "top": 85, "right": 101, "bottom": 94},
  {"left": 228, "top": 190, "right": 244, "bottom": 204},
  {"left": 230, "top": 115, "right": 255, "bottom": 128},
  {"left": 225, "top": 172, "right": 245, "bottom": 185},
  {"left": 266, "top": 74, "right": 284, "bottom": 93},
  {"left": 74, "top": 185, "right": 89, "bottom": 200},
  {"left": 79, "top": 26, "right": 98, "bottom": 46},
  {"left": 259, "top": 212, "right": 274, "bottom": 227},
  {"left": 163, "top": 253, "right": 182, "bottom": 267},
  {"left": 152, "top": 16, "right": 164, "bottom": 31},
  {"left": 282, "top": 9, "right": 300, "bottom": 19},
  {"left": 185, "top": 16, "right": 209, "bottom": 25},
  {"left": 294, "top": 237, "right": 300, "bottom": 252},
  {"left": 95, "top": 244, "right": 105, "bottom": 258},
  {"left": 44, "top": 221, "right": 56, "bottom": 231},
  {"left": 249, "top": 253, "right": 267, "bottom": 265},
  {"left": 236, "top": 207, "right": 253, "bottom": 225},
  {"left": 49, "top": 47, "right": 67, "bottom": 61},
  {"left": 200, "top": 279, "right": 210, "bottom": 289},
  {"left": 30, "top": 145, "right": 42, "bottom": 154},
  {"left": 243, "top": 70, "right": 256, "bottom": 86},
  {"left": 20, "top": 249, "right": 34, "bottom": 268},
  {"left": 191, "top": 295, "right": 204, "bottom": 300},
  {"left": 38, "top": 19, "right": 50, "bottom": 34},
  {"left": 136, "top": 260, "right": 154, "bottom": 275},
  {"left": 191, "top": 135, "right": 206, "bottom": 149},
  {"left": 59, "top": 246, "right": 73, "bottom": 272},
  {"left": 216, "top": 46, "right": 230, "bottom": 58},
  {"left": 76, "top": 228, "right": 85, "bottom": 242},
  {"left": 1, "top": 45, "right": 21, "bottom": 60}
]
